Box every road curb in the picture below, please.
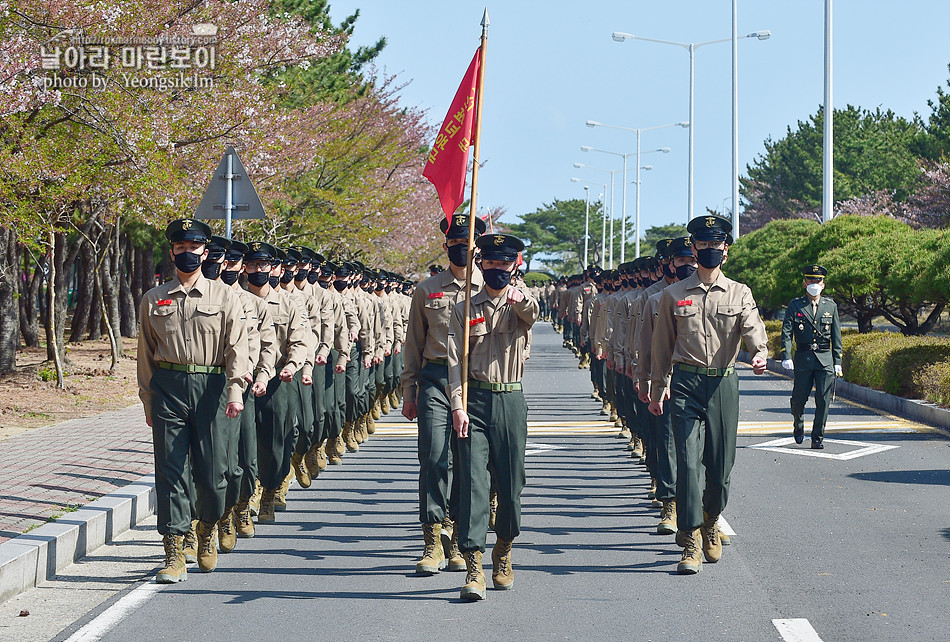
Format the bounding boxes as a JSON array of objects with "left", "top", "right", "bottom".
[
  {"left": 739, "top": 351, "right": 950, "bottom": 433},
  {"left": 0, "top": 473, "right": 155, "bottom": 604}
]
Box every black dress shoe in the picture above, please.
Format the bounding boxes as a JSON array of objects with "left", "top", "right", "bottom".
[
  {"left": 810, "top": 440, "right": 824, "bottom": 450},
  {"left": 793, "top": 427, "right": 804, "bottom": 445}
]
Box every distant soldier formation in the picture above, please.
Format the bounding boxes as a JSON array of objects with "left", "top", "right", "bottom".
[{"left": 140, "top": 212, "right": 838, "bottom": 590}]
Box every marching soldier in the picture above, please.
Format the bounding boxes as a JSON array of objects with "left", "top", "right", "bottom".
[
  {"left": 649, "top": 215, "right": 768, "bottom": 575},
  {"left": 449, "top": 232, "right": 538, "bottom": 601},
  {"left": 402, "top": 213, "right": 486, "bottom": 575},
  {"left": 138, "top": 219, "right": 248, "bottom": 582},
  {"left": 781, "top": 265, "right": 843, "bottom": 449}
]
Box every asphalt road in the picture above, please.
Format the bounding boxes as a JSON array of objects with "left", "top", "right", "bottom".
[{"left": 13, "top": 322, "right": 950, "bottom": 641}]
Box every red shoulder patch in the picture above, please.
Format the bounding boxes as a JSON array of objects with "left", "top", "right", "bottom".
[
  {"left": 428, "top": 292, "right": 444, "bottom": 299},
  {"left": 157, "top": 299, "right": 172, "bottom": 306},
  {"left": 676, "top": 300, "right": 693, "bottom": 307}
]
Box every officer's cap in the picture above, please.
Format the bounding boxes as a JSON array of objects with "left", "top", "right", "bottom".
[
  {"left": 642, "top": 257, "right": 658, "bottom": 271},
  {"left": 440, "top": 214, "right": 487, "bottom": 240},
  {"left": 803, "top": 264, "right": 828, "bottom": 279},
  {"left": 311, "top": 252, "right": 325, "bottom": 265},
  {"left": 225, "top": 240, "right": 248, "bottom": 262},
  {"left": 654, "top": 238, "right": 674, "bottom": 260},
  {"left": 289, "top": 245, "right": 315, "bottom": 262},
  {"left": 321, "top": 260, "right": 338, "bottom": 276},
  {"left": 244, "top": 241, "right": 278, "bottom": 263},
  {"left": 687, "top": 214, "right": 733, "bottom": 243},
  {"left": 335, "top": 262, "right": 352, "bottom": 278},
  {"left": 205, "top": 235, "right": 230, "bottom": 261},
  {"left": 165, "top": 218, "right": 212, "bottom": 245},
  {"left": 283, "top": 248, "right": 303, "bottom": 266},
  {"left": 475, "top": 233, "right": 525, "bottom": 262},
  {"left": 668, "top": 237, "right": 693, "bottom": 258}
]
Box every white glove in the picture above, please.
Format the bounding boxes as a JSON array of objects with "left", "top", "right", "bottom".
[
  {"left": 781, "top": 359, "right": 794, "bottom": 371},
  {"left": 834, "top": 365, "right": 843, "bottom": 377}
]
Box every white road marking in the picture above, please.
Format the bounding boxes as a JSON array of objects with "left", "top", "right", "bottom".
[
  {"left": 525, "top": 442, "right": 566, "bottom": 456},
  {"left": 772, "top": 618, "right": 824, "bottom": 641},
  {"left": 747, "top": 437, "right": 899, "bottom": 461},
  {"left": 717, "top": 515, "right": 736, "bottom": 537},
  {"left": 65, "top": 581, "right": 162, "bottom": 642}
]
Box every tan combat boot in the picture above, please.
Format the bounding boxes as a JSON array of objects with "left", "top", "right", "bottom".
[
  {"left": 316, "top": 441, "right": 328, "bottom": 470},
  {"left": 701, "top": 511, "right": 723, "bottom": 563},
  {"left": 234, "top": 499, "right": 255, "bottom": 538},
  {"left": 342, "top": 422, "right": 359, "bottom": 452},
  {"left": 304, "top": 444, "right": 321, "bottom": 479},
  {"left": 460, "top": 550, "right": 487, "bottom": 601},
  {"left": 448, "top": 526, "right": 466, "bottom": 572},
  {"left": 626, "top": 434, "right": 637, "bottom": 451},
  {"left": 631, "top": 437, "right": 644, "bottom": 460},
  {"left": 388, "top": 390, "right": 400, "bottom": 410},
  {"left": 182, "top": 520, "right": 198, "bottom": 564},
  {"left": 657, "top": 500, "right": 677, "bottom": 535},
  {"left": 720, "top": 530, "right": 732, "bottom": 546},
  {"left": 354, "top": 416, "right": 366, "bottom": 444},
  {"left": 677, "top": 528, "right": 703, "bottom": 575},
  {"left": 600, "top": 400, "right": 609, "bottom": 416},
  {"left": 195, "top": 520, "right": 218, "bottom": 572},
  {"left": 380, "top": 392, "right": 391, "bottom": 415},
  {"left": 258, "top": 488, "right": 277, "bottom": 523},
  {"left": 609, "top": 405, "right": 618, "bottom": 422},
  {"left": 618, "top": 424, "right": 630, "bottom": 438},
  {"left": 156, "top": 534, "right": 187, "bottom": 583},
  {"left": 217, "top": 506, "right": 237, "bottom": 553},
  {"left": 248, "top": 480, "right": 262, "bottom": 517},
  {"left": 372, "top": 398, "right": 382, "bottom": 421},
  {"left": 491, "top": 538, "right": 514, "bottom": 590},
  {"left": 365, "top": 413, "right": 376, "bottom": 435},
  {"left": 415, "top": 523, "right": 446, "bottom": 575},
  {"left": 648, "top": 477, "right": 657, "bottom": 499},
  {"left": 291, "top": 452, "right": 312, "bottom": 488},
  {"left": 489, "top": 490, "right": 498, "bottom": 531},
  {"left": 276, "top": 469, "right": 292, "bottom": 510}
]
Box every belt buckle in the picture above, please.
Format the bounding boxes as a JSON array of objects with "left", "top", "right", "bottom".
[
  {"left": 708, "top": 367, "right": 719, "bottom": 377},
  {"left": 491, "top": 383, "right": 503, "bottom": 392}
]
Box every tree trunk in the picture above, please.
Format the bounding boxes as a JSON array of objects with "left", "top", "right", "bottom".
[
  {"left": 143, "top": 245, "right": 158, "bottom": 293},
  {"left": 99, "top": 225, "right": 122, "bottom": 354},
  {"left": 119, "top": 232, "right": 136, "bottom": 338},
  {"left": 19, "top": 248, "right": 42, "bottom": 348},
  {"left": 47, "top": 231, "right": 68, "bottom": 365},
  {"left": 69, "top": 237, "right": 94, "bottom": 343},
  {"left": 0, "top": 227, "right": 19, "bottom": 374}
]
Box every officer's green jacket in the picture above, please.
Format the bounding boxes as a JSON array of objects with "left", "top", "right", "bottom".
[{"left": 780, "top": 296, "right": 843, "bottom": 369}]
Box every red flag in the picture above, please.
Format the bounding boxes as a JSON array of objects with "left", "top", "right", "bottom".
[{"left": 423, "top": 49, "right": 481, "bottom": 225}]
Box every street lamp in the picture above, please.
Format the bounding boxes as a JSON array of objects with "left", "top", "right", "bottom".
[
  {"left": 570, "top": 179, "right": 591, "bottom": 269},
  {"left": 573, "top": 168, "right": 612, "bottom": 267},
  {"left": 574, "top": 162, "right": 616, "bottom": 267},
  {"left": 612, "top": 29, "right": 770, "bottom": 223},
  {"left": 581, "top": 144, "right": 668, "bottom": 262},
  {"left": 587, "top": 120, "right": 686, "bottom": 257}
]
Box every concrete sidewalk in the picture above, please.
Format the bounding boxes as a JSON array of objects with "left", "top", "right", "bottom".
[{"left": 0, "top": 406, "right": 151, "bottom": 544}]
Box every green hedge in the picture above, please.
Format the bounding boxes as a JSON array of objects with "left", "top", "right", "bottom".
[{"left": 761, "top": 322, "right": 950, "bottom": 407}]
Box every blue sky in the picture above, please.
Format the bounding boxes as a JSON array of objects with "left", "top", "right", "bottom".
[{"left": 328, "top": 1, "right": 950, "bottom": 250}]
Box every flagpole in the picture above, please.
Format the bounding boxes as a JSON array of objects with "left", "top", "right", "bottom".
[{"left": 462, "top": 8, "right": 489, "bottom": 411}]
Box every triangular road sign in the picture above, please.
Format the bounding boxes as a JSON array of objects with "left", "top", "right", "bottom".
[{"left": 194, "top": 146, "right": 266, "bottom": 221}]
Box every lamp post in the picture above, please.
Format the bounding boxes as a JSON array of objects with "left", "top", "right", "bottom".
[
  {"left": 570, "top": 179, "right": 592, "bottom": 268},
  {"left": 574, "top": 162, "right": 617, "bottom": 267},
  {"left": 612, "top": 29, "right": 770, "bottom": 222},
  {"left": 587, "top": 119, "right": 685, "bottom": 257},
  {"left": 573, "top": 178, "right": 608, "bottom": 266},
  {"left": 823, "top": 0, "right": 833, "bottom": 223}
]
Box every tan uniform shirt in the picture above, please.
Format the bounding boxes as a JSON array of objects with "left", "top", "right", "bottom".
[
  {"left": 401, "top": 268, "right": 483, "bottom": 403},
  {"left": 447, "top": 288, "right": 540, "bottom": 412},
  {"left": 254, "top": 286, "right": 310, "bottom": 386},
  {"left": 301, "top": 281, "right": 335, "bottom": 361},
  {"left": 137, "top": 275, "right": 248, "bottom": 420},
  {"left": 635, "top": 286, "right": 668, "bottom": 393},
  {"left": 280, "top": 286, "right": 316, "bottom": 377},
  {"left": 235, "top": 287, "right": 278, "bottom": 383},
  {"left": 649, "top": 272, "right": 768, "bottom": 402}
]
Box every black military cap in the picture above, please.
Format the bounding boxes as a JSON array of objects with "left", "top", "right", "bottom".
[
  {"left": 440, "top": 213, "right": 488, "bottom": 240},
  {"left": 283, "top": 248, "right": 304, "bottom": 266},
  {"left": 654, "top": 238, "right": 674, "bottom": 260},
  {"left": 350, "top": 261, "right": 365, "bottom": 274},
  {"left": 687, "top": 214, "right": 733, "bottom": 242},
  {"left": 476, "top": 233, "right": 524, "bottom": 262},
  {"left": 803, "top": 264, "right": 828, "bottom": 279},
  {"left": 225, "top": 240, "right": 248, "bottom": 262},
  {"left": 311, "top": 252, "right": 325, "bottom": 265},
  {"left": 335, "top": 262, "right": 352, "bottom": 278},
  {"left": 668, "top": 237, "right": 693, "bottom": 258},
  {"left": 289, "top": 245, "right": 315, "bottom": 262},
  {"left": 321, "top": 260, "right": 337, "bottom": 276},
  {"left": 165, "top": 218, "right": 212, "bottom": 244},
  {"left": 642, "top": 257, "right": 659, "bottom": 271},
  {"left": 244, "top": 241, "right": 278, "bottom": 262},
  {"left": 206, "top": 235, "right": 231, "bottom": 260}
]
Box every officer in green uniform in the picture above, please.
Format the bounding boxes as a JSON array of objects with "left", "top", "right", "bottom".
[
  {"left": 138, "top": 219, "right": 249, "bottom": 582},
  {"left": 449, "top": 233, "right": 539, "bottom": 601},
  {"left": 781, "top": 265, "right": 843, "bottom": 449}
]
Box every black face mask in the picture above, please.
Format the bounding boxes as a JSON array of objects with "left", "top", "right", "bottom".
[
  {"left": 675, "top": 264, "right": 698, "bottom": 281},
  {"left": 385, "top": 285, "right": 394, "bottom": 294},
  {"left": 696, "top": 248, "right": 724, "bottom": 269},
  {"left": 295, "top": 269, "right": 309, "bottom": 282},
  {"left": 280, "top": 270, "right": 295, "bottom": 284},
  {"left": 375, "top": 283, "right": 385, "bottom": 292},
  {"left": 333, "top": 280, "right": 348, "bottom": 292},
  {"left": 220, "top": 269, "right": 240, "bottom": 286},
  {"left": 268, "top": 275, "right": 280, "bottom": 288},
  {"left": 447, "top": 243, "right": 468, "bottom": 268},
  {"left": 247, "top": 271, "right": 270, "bottom": 288},
  {"left": 174, "top": 250, "right": 203, "bottom": 274},
  {"left": 482, "top": 268, "right": 512, "bottom": 290},
  {"left": 663, "top": 262, "right": 676, "bottom": 280},
  {"left": 200, "top": 261, "right": 222, "bottom": 280},
  {"left": 307, "top": 271, "right": 321, "bottom": 284}
]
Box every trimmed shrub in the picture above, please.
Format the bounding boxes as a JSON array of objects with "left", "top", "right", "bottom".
[
  {"left": 914, "top": 361, "right": 950, "bottom": 407},
  {"left": 842, "top": 332, "right": 950, "bottom": 397}
]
